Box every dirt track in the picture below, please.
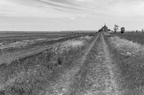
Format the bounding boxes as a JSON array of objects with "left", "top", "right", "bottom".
[
  {"left": 1, "top": 32, "right": 144, "bottom": 95},
  {"left": 65, "top": 33, "right": 119, "bottom": 95},
  {"left": 44, "top": 33, "right": 121, "bottom": 95}
]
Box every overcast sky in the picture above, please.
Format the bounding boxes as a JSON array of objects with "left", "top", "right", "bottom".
[{"left": 0, "top": 0, "right": 144, "bottom": 31}]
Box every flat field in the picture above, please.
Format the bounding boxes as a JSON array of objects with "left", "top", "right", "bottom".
[
  {"left": 0, "top": 32, "right": 94, "bottom": 64},
  {"left": 106, "top": 32, "right": 144, "bottom": 95},
  {"left": 1, "top": 31, "right": 144, "bottom": 95},
  {"left": 110, "top": 32, "right": 144, "bottom": 44}
]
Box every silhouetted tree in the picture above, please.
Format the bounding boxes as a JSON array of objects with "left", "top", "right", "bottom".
[
  {"left": 114, "top": 24, "right": 119, "bottom": 33},
  {"left": 121, "top": 27, "right": 125, "bottom": 33},
  {"left": 98, "top": 24, "right": 110, "bottom": 32}
]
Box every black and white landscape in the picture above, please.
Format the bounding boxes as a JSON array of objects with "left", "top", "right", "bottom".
[{"left": 0, "top": 0, "right": 144, "bottom": 95}]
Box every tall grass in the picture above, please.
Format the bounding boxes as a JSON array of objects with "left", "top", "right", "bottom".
[
  {"left": 107, "top": 34, "right": 144, "bottom": 95},
  {"left": 110, "top": 36, "right": 144, "bottom": 56},
  {"left": 0, "top": 35, "right": 92, "bottom": 95}
]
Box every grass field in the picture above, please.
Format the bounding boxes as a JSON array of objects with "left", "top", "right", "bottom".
[
  {"left": 105, "top": 32, "right": 144, "bottom": 94},
  {"left": 0, "top": 32, "right": 95, "bottom": 64},
  {"left": 110, "top": 32, "right": 144, "bottom": 45},
  {"left": 0, "top": 31, "right": 96, "bottom": 95},
  {"left": 1, "top": 31, "right": 144, "bottom": 95}
]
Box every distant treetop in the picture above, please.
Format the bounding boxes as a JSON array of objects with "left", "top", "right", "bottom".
[{"left": 98, "top": 24, "right": 111, "bottom": 32}]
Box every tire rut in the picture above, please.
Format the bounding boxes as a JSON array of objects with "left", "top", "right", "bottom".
[
  {"left": 44, "top": 34, "right": 100, "bottom": 95},
  {"left": 101, "top": 33, "right": 120, "bottom": 95},
  {"left": 65, "top": 33, "right": 120, "bottom": 95}
]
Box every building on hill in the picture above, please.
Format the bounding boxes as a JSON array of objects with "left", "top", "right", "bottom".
[{"left": 98, "top": 24, "right": 111, "bottom": 32}]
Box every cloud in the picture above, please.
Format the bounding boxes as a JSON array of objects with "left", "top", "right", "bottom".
[
  {"left": 111, "top": 0, "right": 144, "bottom": 17},
  {"left": 0, "top": 0, "right": 107, "bottom": 17},
  {"left": 0, "top": 0, "right": 67, "bottom": 17},
  {"left": 0, "top": 0, "right": 91, "bottom": 17},
  {"left": 0, "top": 0, "right": 144, "bottom": 32},
  {"left": 75, "top": 0, "right": 93, "bottom": 2},
  {"left": 42, "top": 0, "right": 80, "bottom": 6},
  {"left": 1, "top": 0, "right": 144, "bottom": 18},
  {"left": 9, "top": 0, "right": 90, "bottom": 11}
]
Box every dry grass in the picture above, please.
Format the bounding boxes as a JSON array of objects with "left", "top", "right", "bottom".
[
  {"left": 0, "top": 36, "right": 86, "bottom": 65},
  {"left": 79, "top": 36, "right": 92, "bottom": 40},
  {"left": 110, "top": 36, "right": 144, "bottom": 56},
  {"left": 59, "top": 40, "right": 84, "bottom": 54},
  {"left": 0, "top": 38, "right": 63, "bottom": 50},
  {"left": 56, "top": 35, "right": 92, "bottom": 54},
  {"left": 0, "top": 35, "right": 92, "bottom": 95},
  {"left": 107, "top": 35, "right": 144, "bottom": 94}
]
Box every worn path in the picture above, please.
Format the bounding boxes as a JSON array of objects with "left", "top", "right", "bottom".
[
  {"left": 1, "top": 33, "right": 127, "bottom": 95},
  {"left": 44, "top": 33, "right": 100, "bottom": 95},
  {"left": 64, "top": 33, "right": 121, "bottom": 95},
  {"left": 45, "top": 33, "right": 122, "bottom": 95}
]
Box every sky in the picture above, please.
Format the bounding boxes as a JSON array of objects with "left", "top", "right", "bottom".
[{"left": 0, "top": 0, "right": 144, "bottom": 31}]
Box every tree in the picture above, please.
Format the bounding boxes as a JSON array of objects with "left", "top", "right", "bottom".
[
  {"left": 98, "top": 24, "right": 110, "bottom": 32},
  {"left": 114, "top": 24, "right": 119, "bottom": 33},
  {"left": 121, "top": 27, "right": 125, "bottom": 33}
]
